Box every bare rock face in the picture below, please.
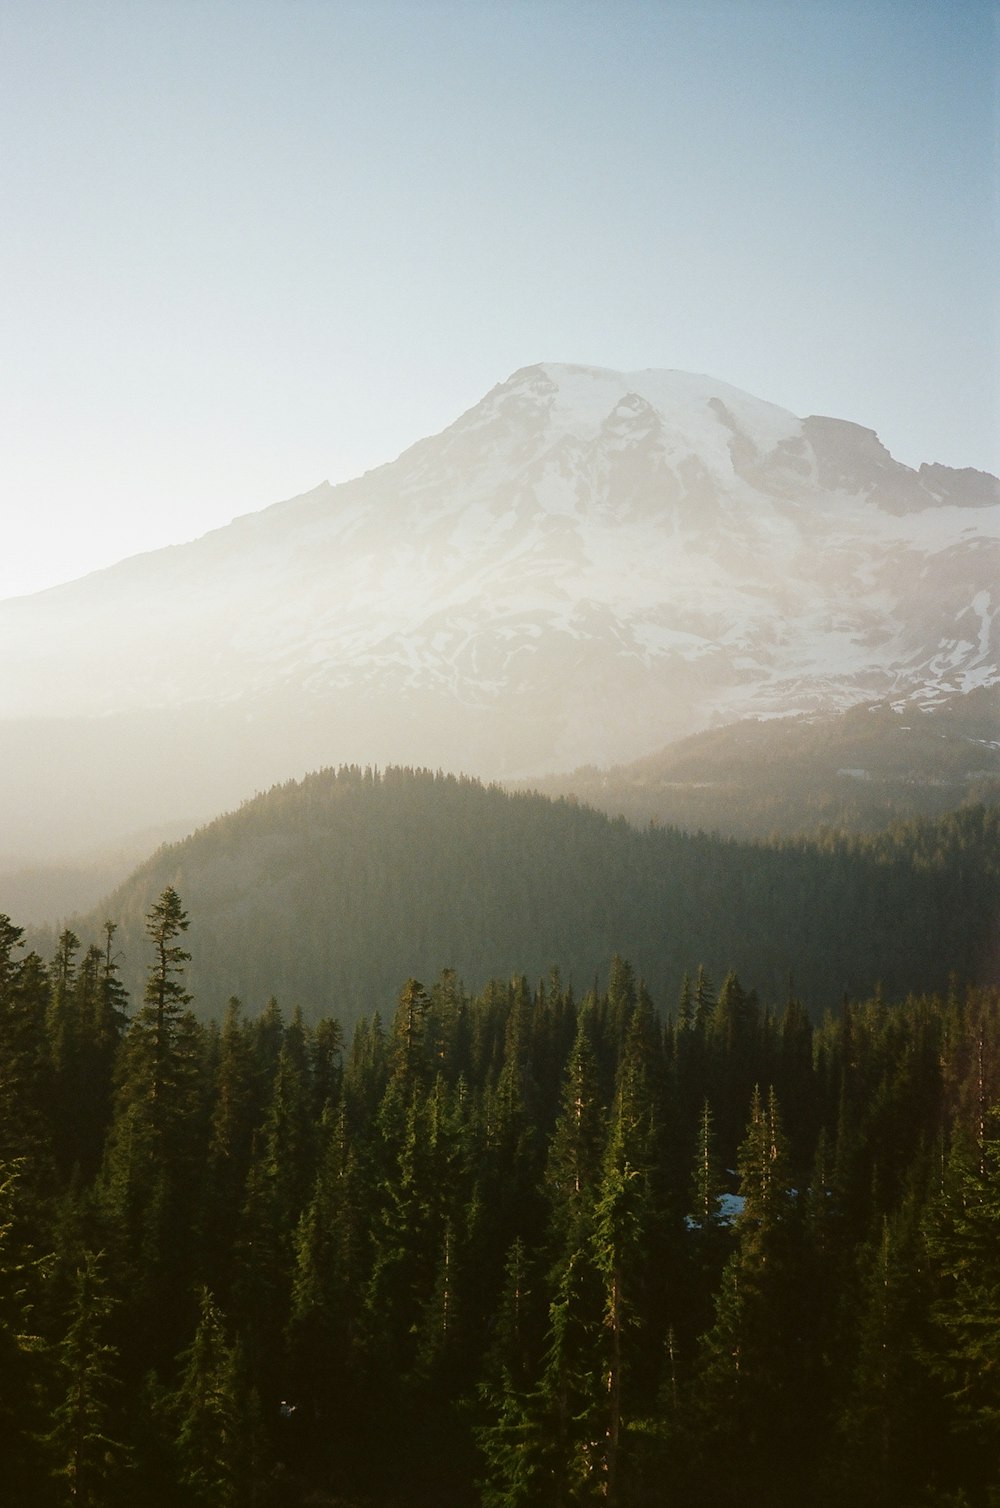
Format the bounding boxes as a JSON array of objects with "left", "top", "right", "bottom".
[{"left": 1, "top": 362, "right": 997, "bottom": 860}]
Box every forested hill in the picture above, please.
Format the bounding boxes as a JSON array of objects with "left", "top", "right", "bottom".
[{"left": 54, "top": 766, "right": 1000, "bottom": 1026}]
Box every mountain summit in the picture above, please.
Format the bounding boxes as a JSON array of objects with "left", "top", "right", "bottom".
[{"left": 2, "top": 363, "right": 997, "bottom": 859}]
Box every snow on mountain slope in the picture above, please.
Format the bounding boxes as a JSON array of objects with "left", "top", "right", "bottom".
[{"left": 1, "top": 363, "right": 997, "bottom": 806}]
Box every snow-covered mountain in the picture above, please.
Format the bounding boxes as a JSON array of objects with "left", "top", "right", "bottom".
[{"left": 2, "top": 362, "right": 997, "bottom": 861}]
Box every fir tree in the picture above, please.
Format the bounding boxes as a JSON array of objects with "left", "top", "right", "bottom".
[
  {"left": 47, "top": 1251, "right": 129, "bottom": 1507},
  {"left": 692, "top": 1085, "right": 809, "bottom": 1505},
  {"left": 0, "top": 916, "right": 53, "bottom": 1178},
  {"left": 0, "top": 1161, "right": 51, "bottom": 1501},
  {"left": 545, "top": 1007, "right": 605, "bottom": 1261},
  {"left": 142, "top": 887, "right": 193, "bottom": 1107},
  {"left": 172, "top": 1288, "right": 267, "bottom": 1508},
  {"left": 924, "top": 1111, "right": 1000, "bottom": 1491}
]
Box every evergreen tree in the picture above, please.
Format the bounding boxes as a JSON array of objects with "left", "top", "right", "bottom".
[
  {"left": 924, "top": 1110, "right": 1000, "bottom": 1493},
  {"left": 590, "top": 1074, "right": 644, "bottom": 1499},
  {"left": 484, "top": 978, "right": 546, "bottom": 1260},
  {"left": 260, "top": 1022, "right": 315, "bottom": 1238},
  {"left": 365, "top": 1088, "right": 436, "bottom": 1380},
  {"left": 834, "top": 1203, "right": 942, "bottom": 1508},
  {"left": 46, "top": 930, "right": 81, "bottom": 1178},
  {"left": 692, "top": 1086, "right": 809, "bottom": 1505},
  {"left": 685, "top": 1098, "right": 732, "bottom": 1343},
  {"left": 707, "top": 972, "right": 767, "bottom": 1161},
  {"left": 285, "top": 1099, "right": 374, "bottom": 1487},
  {"left": 535, "top": 1246, "right": 607, "bottom": 1507},
  {"left": 142, "top": 886, "right": 193, "bottom": 1108},
  {"left": 0, "top": 1161, "right": 51, "bottom": 1502},
  {"left": 68, "top": 935, "right": 128, "bottom": 1181},
  {"left": 171, "top": 1288, "right": 267, "bottom": 1508},
  {"left": 386, "top": 977, "right": 431, "bottom": 1109},
  {"left": 776, "top": 991, "right": 816, "bottom": 1178},
  {"left": 98, "top": 889, "right": 205, "bottom": 1374},
  {"left": 545, "top": 1007, "right": 605, "bottom": 1261},
  {"left": 201, "top": 998, "right": 257, "bottom": 1303},
  {"left": 47, "top": 1251, "right": 129, "bottom": 1507},
  {"left": 0, "top": 916, "right": 53, "bottom": 1179},
  {"left": 689, "top": 1098, "right": 727, "bottom": 1233}
]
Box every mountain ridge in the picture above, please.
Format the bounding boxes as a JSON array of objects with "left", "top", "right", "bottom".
[
  {"left": 5, "top": 689, "right": 998, "bottom": 925},
  {"left": 30, "top": 764, "right": 1000, "bottom": 1031},
  {"left": 518, "top": 687, "right": 1000, "bottom": 840}
]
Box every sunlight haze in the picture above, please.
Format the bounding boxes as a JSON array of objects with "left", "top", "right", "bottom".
[{"left": 1, "top": 0, "right": 997, "bottom": 600}]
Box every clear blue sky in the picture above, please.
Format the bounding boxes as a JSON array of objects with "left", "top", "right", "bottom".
[{"left": 1, "top": 0, "right": 997, "bottom": 599}]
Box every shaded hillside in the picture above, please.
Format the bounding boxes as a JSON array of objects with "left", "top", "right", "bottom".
[
  {"left": 51, "top": 766, "right": 1000, "bottom": 1028},
  {"left": 522, "top": 689, "right": 1000, "bottom": 839},
  {"left": 10, "top": 689, "right": 998, "bottom": 928}
]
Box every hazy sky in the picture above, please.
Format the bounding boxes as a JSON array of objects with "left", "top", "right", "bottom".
[{"left": 2, "top": 0, "right": 997, "bottom": 601}]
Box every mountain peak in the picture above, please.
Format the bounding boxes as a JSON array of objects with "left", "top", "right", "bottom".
[
  {"left": 478, "top": 362, "right": 805, "bottom": 473},
  {"left": 0, "top": 363, "right": 996, "bottom": 862}
]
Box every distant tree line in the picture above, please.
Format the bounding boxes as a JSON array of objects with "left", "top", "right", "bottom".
[
  {"left": 53, "top": 766, "right": 1000, "bottom": 1030},
  {"left": 2, "top": 888, "right": 1000, "bottom": 1506}
]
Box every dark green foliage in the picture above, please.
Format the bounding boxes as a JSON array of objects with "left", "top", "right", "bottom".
[
  {"left": 0, "top": 1161, "right": 51, "bottom": 1502},
  {"left": 923, "top": 1112, "right": 1000, "bottom": 1497},
  {"left": 97, "top": 890, "right": 209, "bottom": 1377},
  {"left": 690, "top": 1086, "right": 810, "bottom": 1505},
  {"left": 833, "top": 1204, "right": 944, "bottom": 1508},
  {"left": 47, "top": 926, "right": 128, "bottom": 1184},
  {"left": 141, "top": 885, "right": 193, "bottom": 1105},
  {"left": 46, "top": 1251, "right": 129, "bottom": 1507},
  {"left": 0, "top": 915, "right": 54, "bottom": 1180},
  {"left": 170, "top": 1288, "right": 268, "bottom": 1508},
  {"left": 51, "top": 767, "right": 1000, "bottom": 1032},
  {"left": 545, "top": 1007, "right": 605, "bottom": 1259},
  {"left": 2, "top": 867, "right": 1000, "bottom": 1507}
]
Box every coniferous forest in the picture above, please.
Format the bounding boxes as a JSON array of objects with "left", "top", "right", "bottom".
[
  {"left": 47, "top": 766, "right": 1000, "bottom": 1031},
  {"left": 2, "top": 874, "right": 1000, "bottom": 1507}
]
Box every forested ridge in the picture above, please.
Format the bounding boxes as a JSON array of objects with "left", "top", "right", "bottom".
[
  {"left": 523, "top": 689, "right": 1000, "bottom": 840},
  {"left": 46, "top": 766, "right": 1000, "bottom": 1029},
  {"left": 2, "top": 885, "right": 1000, "bottom": 1507}
]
